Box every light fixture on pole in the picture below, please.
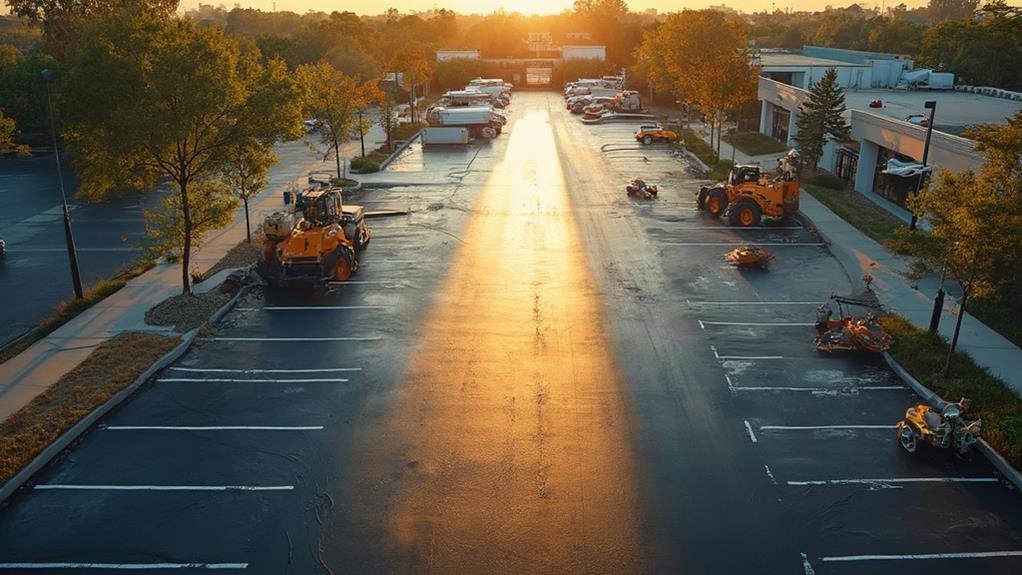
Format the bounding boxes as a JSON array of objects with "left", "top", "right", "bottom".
[
  {"left": 909, "top": 100, "right": 936, "bottom": 231},
  {"left": 41, "top": 68, "right": 83, "bottom": 300}
]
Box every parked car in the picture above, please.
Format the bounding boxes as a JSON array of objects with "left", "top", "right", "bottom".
[
  {"left": 635, "top": 124, "right": 679, "bottom": 145},
  {"left": 905, "top": 114, "right": 930, "bottom": 127}
]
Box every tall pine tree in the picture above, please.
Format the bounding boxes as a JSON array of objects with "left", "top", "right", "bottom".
[{"left": 794, "top": 68, "right": 851, "bottom": 170}]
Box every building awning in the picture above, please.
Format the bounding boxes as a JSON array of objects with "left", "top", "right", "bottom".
[{"left": 882, "top": 158, "right": 932, "bottom": 178}]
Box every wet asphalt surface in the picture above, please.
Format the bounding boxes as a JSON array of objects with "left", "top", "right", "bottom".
[
  {"left": 1, "top": 93, "right": 1022, "bottom": 574},
  {"left": 0, "top": 140, "right": 324, "bottom": 348}
]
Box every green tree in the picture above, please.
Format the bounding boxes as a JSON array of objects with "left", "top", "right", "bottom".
[
  {"left": 0, "top": 44, "right": 20, "bottom": 69},
  {"left": 793, "top": 68, "right": 850, "bottom": 170},
  {"left": 378, "top": 86, "right": 399, "bottom": 151},
  {"left": 635, "top": 10, "right": 757, "bottom": 159},
  {"left": 0, "top": 51, "right": 58, "bottom": 142},
  {"left": 219, "top": 141, "right": 274, "bottom": 243},
  {"left": 0, "top": 109, "right": 31, "bottom": 155},
  {"left": 929, "top": 0, "right": 979, "bottom": 21},
  {"left": 63, "top": 15, "right": 304, "bottom": 293},
  {"left": 911, "top": 111, "right": 1022, "bottom": 311},
  {"left": 7, "top": 0, "right": 178, "bottom": 58},
  {"left": 297, "top": 61, "right": 380, "bottom": 180}
]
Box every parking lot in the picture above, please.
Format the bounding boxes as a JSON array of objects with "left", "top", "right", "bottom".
[{"left": 1, "top": 92, "right": 1021, "bottom": 573}]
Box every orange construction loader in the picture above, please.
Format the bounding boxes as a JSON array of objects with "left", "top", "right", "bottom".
[
  {"left": 697, "top": 149, "right": 801, "bottom": 227},
  {"left": 258, "top": 184, "right": 370, "bottom": 288}
]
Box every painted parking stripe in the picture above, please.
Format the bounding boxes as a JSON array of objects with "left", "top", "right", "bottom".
[
  {"left": 201, "top": 337, "right": 382, "bottom": 342},
  {"left": 661, "top": 242, "right": 825, "bottom": 247},
  {"left": 104, "top": 426, "right": 324, "bottom": 431},
  {"left": 687, "top": 299, "right": 822, "bottom": 306},
  {"left": 788, "top": 477, "right": 999, "bottom": 486},
  {"left": 821, "top": 551, "right": 1022, "bottom": 562},
  {"left": 237, "top": 306, "right": 386, "bottom": 311},
  {"left": 0, "top": 563, "right": 248, "bottom": 570},
  {"left": 665, "top": 226, "right": 805, "bottom": 230},
  {"left": 35, "top": 484, "right": 294, "bottom": 491},
  {"left": 733, "top": 385, "right": 904, "bottom": 392},
  {"left": 760, "top": 425, "right": 896, "bottom": 431},
  {"left": 701, "top": 321, "right": 815, "bottom": 327},
  {"left": 169, "top": 367, "right": 360, "bottom": 373},
  {"left": 711, "top": 344, "right": 784, "bottom": 361},
  {"left": 744, "top": 420, "right": 758, "bottom": 443},
  {"left": 157, "top": 378, "right": 348, "bottom": 383}
]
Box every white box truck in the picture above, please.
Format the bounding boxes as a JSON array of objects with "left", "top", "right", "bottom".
[
  {"left": 422, "top": 126, "right": 471, "bottom": 145},
  {"left": 426, "top": 106, "right": 505, "bottom": 139}
]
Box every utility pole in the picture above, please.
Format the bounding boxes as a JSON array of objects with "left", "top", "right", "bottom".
[
  {"left": 910, "top": 100, "right": 936, "bottom": 231},
  {"left": 41, "top": 69, "right": 83, "bottom": 300},
  {"left": 358, "top": 108, "right": 366, "bottom": 158}
]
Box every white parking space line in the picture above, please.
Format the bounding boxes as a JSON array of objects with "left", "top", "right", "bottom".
[
  {"left": 201, "top": 337, "right": 382, "bottom": 342},
  {"left": 765, "top": 465, "right": 779, "bottom": 486},
  {"left": 104, "top": 426, "right": 324, "bottom": 431},
  {"left": 688, "top": 299, "right": 822, "bottom": 306},
  {"left": 732, "top": 385, "right": 904, "bottom": 392},
  {"left": 788, "top": 477, "right": 999, "bottom": 486},
  {"left": 157, "top": 378, "right": 348, "bottom": 383},
  {"left": 662, "top": 242, "right": 825, "bottom": 247},
  {"left": 701, "top": 321, "right": 815, "bottom": 327},
  {"left": 760, "top": 425, "right": 895, "bottom": 431},
  {"left": 0, "top": 563, "right": 248, "bottom": 570},
  {"left": 744, "top": 420, "right": 758, "bottom": 443},
  {"left": 236, "top": 306, "right": 386, "bottom": 311},
  {"left": 326, "top": 281, "right": 406, "bottom": 286},
  {"left": 711, "top": 344, "right": 785, "bottom": 361},
  {"left": 35, "top": 484, "right": 294, "bottom": 491},
  {"left": 169, "top": 367, "right": 361, "bottom": 373},
  {"left": 663, "top": 226, "right": 805, "bottom": 230},
  {"left": 820, "top": 551, "right": 1022, "bottom": 562}
]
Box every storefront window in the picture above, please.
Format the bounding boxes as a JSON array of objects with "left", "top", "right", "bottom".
[
  {"left": 771, "top": 108, "right": 790, "bottom": 143},
  {"left": 873, "top": 146, "right": 919, "bottom": 207}
]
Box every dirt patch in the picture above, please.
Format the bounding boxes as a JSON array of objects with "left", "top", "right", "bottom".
[
  {"left": 0, "top": 332, "right": 180, "bottom": 486},
  {"left": 145, "top": 286, "right": 235, "bottom": 333},
  {"left": 199, "top": 230, "right": 264, "bottom": 282}
]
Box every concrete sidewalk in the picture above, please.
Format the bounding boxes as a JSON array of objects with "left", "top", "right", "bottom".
[
  {"left": 0, "top": 139, "right": 373, "bottom": 423},
  {"left": 690, "top": 127, "right": 1022, "bottom": 396}
]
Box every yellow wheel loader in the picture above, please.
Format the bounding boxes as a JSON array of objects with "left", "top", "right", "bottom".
[{"left": 258, "top": 185, "right": 370, "bottom": 288}]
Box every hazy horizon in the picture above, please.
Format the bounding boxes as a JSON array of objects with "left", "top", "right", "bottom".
[{"left": 1, "top": 0, "right": 960, "bottom": 18}]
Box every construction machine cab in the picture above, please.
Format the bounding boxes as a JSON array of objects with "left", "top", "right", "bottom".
[
  {"left": 729, "top": 165, "right": 761, "bottom": 186},
  {"left": 298, "top": 188, "right": 343, "bottom": 227}
]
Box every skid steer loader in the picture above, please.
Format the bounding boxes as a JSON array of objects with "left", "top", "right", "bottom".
[
  {"left": 258, "top": 184, "right": 370, "bottom": 288},
  {"left": 696, "top": 149, "right": 801, "bottom": 227}
]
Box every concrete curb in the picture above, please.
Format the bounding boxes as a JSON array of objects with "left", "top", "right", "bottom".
[
  {"left": 0, "top": 280, "right": 250, "bottom": 505},
  {"left": 882, "top": 351, "right": 1022, "bottom": 491},
  {"left": 379, "top": 130, "right": 423, "bottom": 171}
]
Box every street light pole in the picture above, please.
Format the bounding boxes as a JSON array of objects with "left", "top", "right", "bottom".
[
  {"left": 41, "top": 68, "right": 83, "bottom": 300},
  {"left": 909, "top": 100, "right": 936, "bottom": 231}
]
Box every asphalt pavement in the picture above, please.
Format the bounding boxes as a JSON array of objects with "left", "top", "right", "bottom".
[
  {"left": 1, "top": 93, "right": 1021, "bottom": 574},
  {"left": 0, "top": 139, "right": 328, "bottom": 348}
]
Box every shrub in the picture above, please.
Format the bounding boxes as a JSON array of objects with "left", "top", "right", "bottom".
[
  {"left": 808, "top": 172, "right": 846, "bottom": 190},
  {"left": 349, "top": 157, "right": 379, "bottom": 173}
]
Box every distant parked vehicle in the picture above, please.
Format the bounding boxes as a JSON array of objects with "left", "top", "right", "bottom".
[
  {"left": 635, "top": 124, "right": 678, "bottom": 145},
  {"left": 905, "top": 114, "right": 930, "bottom": 127}
]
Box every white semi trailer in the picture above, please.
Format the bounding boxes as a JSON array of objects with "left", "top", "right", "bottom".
[
  {"left": 426, "top": 106, "right": 505, "bottom": 139},
  {"left": 422, "top": 126, "right": 471, "bottom": 145}
]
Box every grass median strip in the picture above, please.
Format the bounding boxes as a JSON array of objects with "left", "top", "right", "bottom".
[
  {"left": 881, "top": 314, "right": 1022, "bottom": 469},
  {"left": 0, "top": 332, "right": 180, "bottom": 486}
]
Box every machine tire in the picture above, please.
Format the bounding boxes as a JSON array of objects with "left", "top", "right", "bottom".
[
  {"left": 332, "top": 246, "right": 356, "bottom": 282},
  {"left": 697, "top": 188, "right": 708, "bottom": 209},
  {"left": 642, "top": 135, "right": 653, "bottom": 145},
  {"left": 481, "top": 126, "right": 497, "bottom": 139},
  {"left": 706, "top": 188, "right": 728, "bottom": 218},
  {"left": 729, "top": 201, "right": 762, "bottom": 227},
  {"left": 898, "top": 424, "right": 917, "bottom": 454}
]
